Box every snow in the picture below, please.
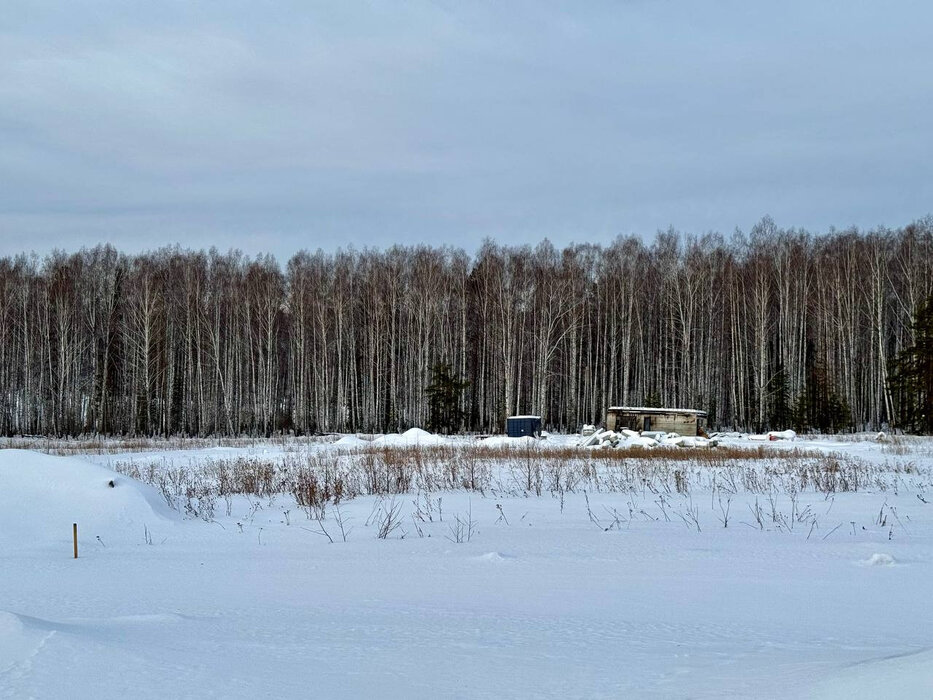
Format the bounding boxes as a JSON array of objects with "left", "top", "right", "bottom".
[
  {"left": 1, "top": 435, "right": 932, "bottom": 697},
  {"left": 811, "top": 648, "right": 933, "bottom": 699},
  {"left": 859, "top": 552, "right": 897, "bottom": 567},
  {"left": 332, "top": 434, "right": 370, "bottom": 448},
  {"left": 479, "top": 435, "right": 539, "bottom": 448},
  {"left": 608, "top": 405, "right": 707, "bottom": 415},
  {"left": 0, "top": 449, "right": 176, "bottom": 552},
  {"left": 371, "top": 427, "right": 448, "bottom": 446}
]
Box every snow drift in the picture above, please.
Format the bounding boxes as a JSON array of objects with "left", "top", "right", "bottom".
[
  {"left": 0, "top": 449, "right": 177, "bottom": 551},
  {"left": 331, "top": 434, "right": 370, "bottom": 448},
  {"left": 811, "top": 647, "right": 933, "bottom": 699},
  {"left": 371, "top": 427, "right": 449, "bottom": 446}
]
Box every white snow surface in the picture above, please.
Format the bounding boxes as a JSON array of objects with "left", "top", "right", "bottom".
[
  {"left": 1, "top": 435, "right": 932, "bottom": 698},
  {"left": 0, "top": 450, "right": 176, "bottom": 552},
  {"left": 478, "top": 434, "right": 540, "bottom": 448},
  {"left": 371, "top": 427, "right": 448, "bottom": 446},
  {"left": 811, "top": 647, "right": 933, "bottom": 699},
  {"left": 331, "top": 434, "right": 369, "bottom": 448}
]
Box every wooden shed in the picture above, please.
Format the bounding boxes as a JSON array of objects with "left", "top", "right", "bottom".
[{"left": 606, "top": 406, "right": 707, "bottom": 436}]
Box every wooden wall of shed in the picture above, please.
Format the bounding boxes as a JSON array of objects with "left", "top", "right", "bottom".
[{"left": 606, "top": 411, "right": 700, "bottom": 435}]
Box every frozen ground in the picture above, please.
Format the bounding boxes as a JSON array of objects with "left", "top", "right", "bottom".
[{"left": 1, "top": 433, "right": 932, "bottom": 698}]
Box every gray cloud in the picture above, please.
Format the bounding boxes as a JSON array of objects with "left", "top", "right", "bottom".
[{"left": 1, "top": 1, "right": 931, "bottom": 259}]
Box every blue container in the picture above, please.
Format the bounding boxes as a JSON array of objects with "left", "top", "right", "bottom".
[{"left": 506, "top": 415, "right": 541, "bottom": 437}]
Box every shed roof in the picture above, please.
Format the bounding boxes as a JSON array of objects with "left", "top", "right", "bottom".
[
  {"left": 507, "top": 415, "right": 541, "bottom": 420},
  {"left": 607, "top": 406, "right": 707, "bottom": 416}
]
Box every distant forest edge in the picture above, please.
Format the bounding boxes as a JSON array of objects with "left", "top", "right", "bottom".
[{"left": 1, "top": 215, "right": 932, "bottom": 437}]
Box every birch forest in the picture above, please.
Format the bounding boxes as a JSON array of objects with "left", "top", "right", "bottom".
[{"left": 1, "top": 216, "right": 931, "bottom": 437}]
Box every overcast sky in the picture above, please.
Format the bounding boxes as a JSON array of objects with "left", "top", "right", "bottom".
[{"left": 1, "top": 1, "right": 931, "bottom": 260}]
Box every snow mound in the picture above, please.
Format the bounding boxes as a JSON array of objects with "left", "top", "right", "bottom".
[
  {"left": 859, "top": 553, "right": 897, "bottom": 567},
  {"left": 0, "top": 450, "right": 177, "bottom": 551},
  {"left": 474, "top": 552, "right": 516, "bottom": 563},
  {"left": 332, "top": 435, "right": 370, "bottom": 448},
  {"left": 372, "top": 428, "right": 448, "bottom": 446}
]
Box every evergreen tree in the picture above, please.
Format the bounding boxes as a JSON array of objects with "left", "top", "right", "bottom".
[
  {"left": 793, "top": 346, "right": 853, "bottom": 433},
  {"left": 643, "top": 391, "right": 662, "bottom": 408},
  {"left": 767, "top": 363, "right": 791, "bottom": 430},
  {"left": 425, "top": 363, "right": 469, "bottom": 434},
  {"left": 889, "top": 295, "right": 933, "bottom": 433}
]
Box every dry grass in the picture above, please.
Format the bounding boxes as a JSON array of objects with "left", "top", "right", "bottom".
[
  {"left": 103, "top": 440, "right": 929, "bottom": 521},
  {"left": 0, "top": 434, "right": 336, "bottom": 455}
]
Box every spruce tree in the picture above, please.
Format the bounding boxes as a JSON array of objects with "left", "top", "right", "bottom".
[
  {"left": 793, "top": 348, "right": 852, "bottom": 433},
  {"left": 890, "top": 295, "right": 933, "bottom": 433},
  {"left": 767, "top": 363, "right": 791, "bottom": 430},
  {"left": 425, "top": 363, "right": 469, "bottom": 434}
]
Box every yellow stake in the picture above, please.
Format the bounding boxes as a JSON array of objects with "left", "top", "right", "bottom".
[{"left": 73, "top": 523, "right": 78, "bottom": 559}]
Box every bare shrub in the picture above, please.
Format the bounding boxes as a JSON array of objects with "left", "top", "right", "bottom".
[
  {"left": 446, "top": 502, "right": 476, "bottom": 543},
  {"left": 103, "top": 440, "right": 930, "bottom": 525},
  {"left": 375, "top": 498, "right": 403, "bottom": 539}
]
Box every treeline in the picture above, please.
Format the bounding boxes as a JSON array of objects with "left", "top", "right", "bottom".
[{"left": 0, "top": 216, "right": 931, "bottom": 437}]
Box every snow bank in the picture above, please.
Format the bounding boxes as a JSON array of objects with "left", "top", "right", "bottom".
[
  {"left": 747, "top": 429, "right": 797, "bottom": 441},
  {"left": 332, "top": 435, "right": 370, "bottom": 448},
  {"left": 372, "top": 428, "right": 449, "bottom": 446},
  {"left": 0, "top": 449, "right": 176, "bottom": 550},
  {"left": 0, "top": 610, "right": 64, "bottom": 676}
]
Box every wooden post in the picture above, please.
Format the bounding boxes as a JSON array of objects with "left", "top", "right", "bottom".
[{"left": 73, "top": 523, "right": 78, "bottom": 559}]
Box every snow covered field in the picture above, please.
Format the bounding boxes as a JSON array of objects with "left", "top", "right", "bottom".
[{"left": 2, "top": 433, "right": 932, "bottom": 698}]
